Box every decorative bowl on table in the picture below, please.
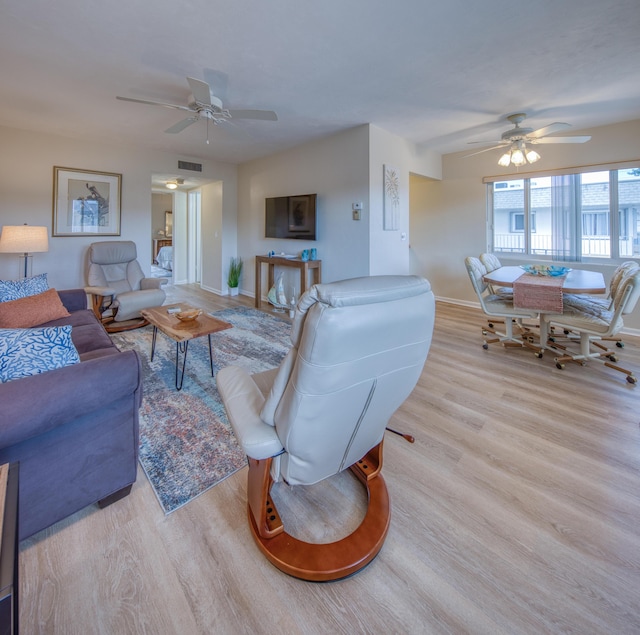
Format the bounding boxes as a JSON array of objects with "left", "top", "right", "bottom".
[
  {"left": 520, "top": 264, "right": 572, "bottom": 277},
  {"left": 175, "top": 309, "right": 202, "bottom": 321}
]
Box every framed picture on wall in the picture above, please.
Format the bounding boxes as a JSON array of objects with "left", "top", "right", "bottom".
[{"left": 52, "top": 166, "right": 122, "bottom": 236}]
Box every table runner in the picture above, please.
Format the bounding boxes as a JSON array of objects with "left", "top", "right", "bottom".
[{"left": 513, "top": 273, "right": 564, "bottom": 313}]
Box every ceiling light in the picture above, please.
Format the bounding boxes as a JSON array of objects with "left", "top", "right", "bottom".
[
  {"left": 498, "top": 141, "right": 541, "bottom": 168},
  {"left": 165, "top": 178, "right": 185, "bottom": 190},
  {"left": 526, "top": 148, "right": 541, "bottom": 163},
  {"left": 510, "top": 147, "right": 526, "bottom": 166}
]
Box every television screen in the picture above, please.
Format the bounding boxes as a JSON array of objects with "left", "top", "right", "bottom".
[{"left": 265, "top": 194, "right": 317, "bottom": 240}]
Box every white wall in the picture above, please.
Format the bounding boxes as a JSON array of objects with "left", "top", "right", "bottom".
[
  {"left": 237, "top": 124, "right": 442, "bottom": 301},
  {"left": 369, "top": 125, "right": 441, "bottom": 275},
  {"left": 409, "top": 118, "right": 640, "bottom": 331},
  {"left": 238, "top": 125, "right": 371, "bottom": 300},
  {"left": 0, "top": 125, "right": 238, "bottom": 293},
  {"left": 201, "top": 180, "right": 226, "bottom": 294}
]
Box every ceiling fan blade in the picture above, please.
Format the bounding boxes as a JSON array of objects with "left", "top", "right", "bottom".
[
  {"left": 467, "top": 139, "right": 503, "bottom": 146},
  {"left": 165, "top": 116, "right": 199, "bottom": 134},
  {"left": 463, "top": 144, "right": 509, "bottom": 158},
  {"left": 533, "top": 135, "right": 591, "bottom": 144},
  {"left": 528, "top": 122, "right": 571, "bottom": 138},
  {"left": 116, "top": 95, "right": 192, "bottom": 112},
  {"left": 228, "top": 109, "right": 278, "bottom": 121},
  {"left": 186, "top": 77, "right": 212, "bottom": 106}
]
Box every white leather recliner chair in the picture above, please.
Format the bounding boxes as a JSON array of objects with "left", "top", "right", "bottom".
[
  {"left": 217, "top": 275, "right": 435, "bottom": 581},
  {"left": 85, "top": 241, "right": 166, "bottom": 332}
]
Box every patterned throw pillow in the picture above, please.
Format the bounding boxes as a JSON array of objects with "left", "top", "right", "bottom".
[
  {"left": 0, "top": 325, "right": 80, "bottom": 383},
  {"left": 0, "top": 273, "right": 49, "bottom": 303}
]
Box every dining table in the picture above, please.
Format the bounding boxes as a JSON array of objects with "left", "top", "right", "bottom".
[
  {"left": 483, "top": 265, "right": 607, "bottom": 352},
  {"left": 483, "top": 266, "right": 606, "bottom": 294}
]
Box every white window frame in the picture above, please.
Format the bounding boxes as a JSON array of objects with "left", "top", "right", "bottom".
[{"left": 485, "top": 161, "right": 640, "bottom": 264}]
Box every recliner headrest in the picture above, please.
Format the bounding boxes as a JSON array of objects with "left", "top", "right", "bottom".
[
  {"left": 291, "top": 275, "right": 431, "bottom": 345},
  {"left": 89, "top": 241, "right": 138, "bottom": 265}
]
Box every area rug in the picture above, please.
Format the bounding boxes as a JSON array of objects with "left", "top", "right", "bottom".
[{"left": 110, "top": 306, "right": 290, "bottom": 514}]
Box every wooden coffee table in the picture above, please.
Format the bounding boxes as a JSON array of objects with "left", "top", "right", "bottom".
[{"left": 140, "top": 304, "right": 232, "bottom": 390}]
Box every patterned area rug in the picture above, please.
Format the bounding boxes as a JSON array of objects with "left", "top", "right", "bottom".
[{"left": 110, "top": 306, "right": 290, "bottom": 514}]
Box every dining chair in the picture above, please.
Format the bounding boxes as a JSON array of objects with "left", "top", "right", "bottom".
[
  {"left": 479, "top": 253, "right": 512, "bottom": 330},
  {"left": 542, "top": 268, "right": 640, "bottom": 384},
  {"left": 464, "top": 256, "right": 539, "bottom": 350},
  {"left": 558, "top": 261, "right": 639, "bottom": 349},
  {"left": 479, "top": 252, "right": 502, "bottom": 273}
]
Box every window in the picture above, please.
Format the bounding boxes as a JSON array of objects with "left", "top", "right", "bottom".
[
  {"left": 511, "top": 211, "right": 536, "bottom": 233},
  {"left": 488, "top": 166, "right": 640, "bottom": 262}
]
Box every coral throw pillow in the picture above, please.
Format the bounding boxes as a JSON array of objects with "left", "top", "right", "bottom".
[
  {"left": 0, "top": 273, "right": 49, "bottom": 302},
  {"left": 0, "top": 288, "right": 70, "bottom": 328},
  {"left": 0, "top": 325, "right": 80, "bottom": 383}
]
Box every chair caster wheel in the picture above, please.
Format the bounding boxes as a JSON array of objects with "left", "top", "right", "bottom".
[
  {"left": 535, "top": 352, "right": 543, "bottom": 359},
  {"left": 607, "top": 355, "right": 617, "bottom": 362},
  {"left": 482, "top": 343, "right": 489, "bottom": 350},
  {"left": 616, "top": 342, "right": 624, "bottom": 348},
  {"left": 564, "top": 329, "right": 570, "bottom": 335},
  {"left": 627, "top": 375, "right": 637, "bottom": 384},
  {"left": 488, "top": 322, "right": 494, "bottom": 328},
  {"left": 555, "top": 360, "right": 565, "bottom": 370},
  {"left": 549, "top": 337, "right": 555, "bottom": 342}
]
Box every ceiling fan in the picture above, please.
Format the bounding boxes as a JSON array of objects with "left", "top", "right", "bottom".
[
  {"left": 466, "top": 113, "right": 591, "bottom": 166},
  {"left": 116, "top": 76, "right": 277, "bottom": 140}
]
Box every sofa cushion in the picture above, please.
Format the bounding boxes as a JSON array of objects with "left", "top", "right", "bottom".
[
  {"left": 0, "top": 325, "right": 80, "bottom": 383},
  {"left": 0, "top": 288, "right": 70, "bottom": 328},
  {"left": 0, "top": 273, "right": 49, "bottom": 302}
]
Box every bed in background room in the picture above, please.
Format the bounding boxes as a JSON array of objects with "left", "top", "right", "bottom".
[{"left": 156, "top": 246, "right": 173, "bottom": 271}]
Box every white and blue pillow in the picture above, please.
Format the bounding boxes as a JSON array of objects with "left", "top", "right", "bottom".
[
  {"left": 0, "top": 325, "right": 80, "bottom": 383},
  {"left": 0, "top": 273, "right": 49, "bottom": 303}
]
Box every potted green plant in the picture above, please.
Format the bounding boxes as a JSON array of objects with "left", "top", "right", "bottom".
[{"left": 227, "top": 256, "right": 243, "bottom": 296}]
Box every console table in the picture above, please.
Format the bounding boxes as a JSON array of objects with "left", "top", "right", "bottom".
[{"left": 255, "top": 255, "right": 322, "bottom": 309}]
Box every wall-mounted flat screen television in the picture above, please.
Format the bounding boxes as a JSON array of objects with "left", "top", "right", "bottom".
[{"left": 265, "top": 193, "right": 317, "bottom": 240}]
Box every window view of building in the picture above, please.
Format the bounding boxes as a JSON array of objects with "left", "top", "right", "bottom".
[{"left": 490, "top": 167, "right": 640, "bottom": 261}]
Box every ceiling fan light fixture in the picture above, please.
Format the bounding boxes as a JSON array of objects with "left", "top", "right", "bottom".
[
  {"left": 166, "top": 182, "right": 178, "bottom": 190},
  {"left": 498, "top": 152, "right": 512, "bottom": 167},
  {"left": 510, "top": 147, "right": 526, "bottom": 167},
  {"left": 526, "top": 148, "right": 541, "bottom": 163}
]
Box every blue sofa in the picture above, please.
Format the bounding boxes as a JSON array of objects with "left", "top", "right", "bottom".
[{"left": 0, "top": 289, "right": 142, "bottom": 540}]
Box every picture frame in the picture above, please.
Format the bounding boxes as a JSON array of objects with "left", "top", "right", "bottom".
[
  {"left": 288, "top": 195, "right": 313, "bottom": 233},
  {"left": 52, "top": 166, "right": 122, "bottom": 236}
]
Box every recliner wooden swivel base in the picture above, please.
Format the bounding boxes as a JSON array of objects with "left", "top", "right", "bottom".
[
  {"left": 89, "top": 293, "right": 150, "bottom": 333},
  {"left": 246, "top": 442, "right": 390, "bottom": 582}
]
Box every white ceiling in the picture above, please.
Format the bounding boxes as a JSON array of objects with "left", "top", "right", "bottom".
[{"left": 1, "top": 0, "right": 640, "bottom": 171}]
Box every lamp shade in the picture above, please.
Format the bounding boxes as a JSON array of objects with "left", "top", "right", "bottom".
[{"left": 0, "top": 225, "right": 49, "bottom": 254}]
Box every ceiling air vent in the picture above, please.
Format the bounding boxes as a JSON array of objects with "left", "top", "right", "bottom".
[{"left": 178, "top": 160, "right": 202, "bottom": 172}]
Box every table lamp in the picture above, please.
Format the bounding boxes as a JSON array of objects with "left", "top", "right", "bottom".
[{"left": 0, "top": 224, "right": 49, "bottom": 279}]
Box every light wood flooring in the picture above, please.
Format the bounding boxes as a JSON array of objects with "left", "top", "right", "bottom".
[{"left": 19, "top": 284, "right": 640, "bottom": 634}]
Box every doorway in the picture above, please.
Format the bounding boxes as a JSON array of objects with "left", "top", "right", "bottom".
[{"left": 188, "top": 189, "right": 202, "bottom": 284}]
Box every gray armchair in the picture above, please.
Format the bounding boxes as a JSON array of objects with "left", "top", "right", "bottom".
[
  {"left": 217, "top": 275, "right": 435, "bottom": 581},
  {"left": 85, "top": 240, "right": 166, "bottom": 332}
]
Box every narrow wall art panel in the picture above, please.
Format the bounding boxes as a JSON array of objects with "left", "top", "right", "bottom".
[{"left": 383, "top": 164, "right": 399, "bottom": 231}]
